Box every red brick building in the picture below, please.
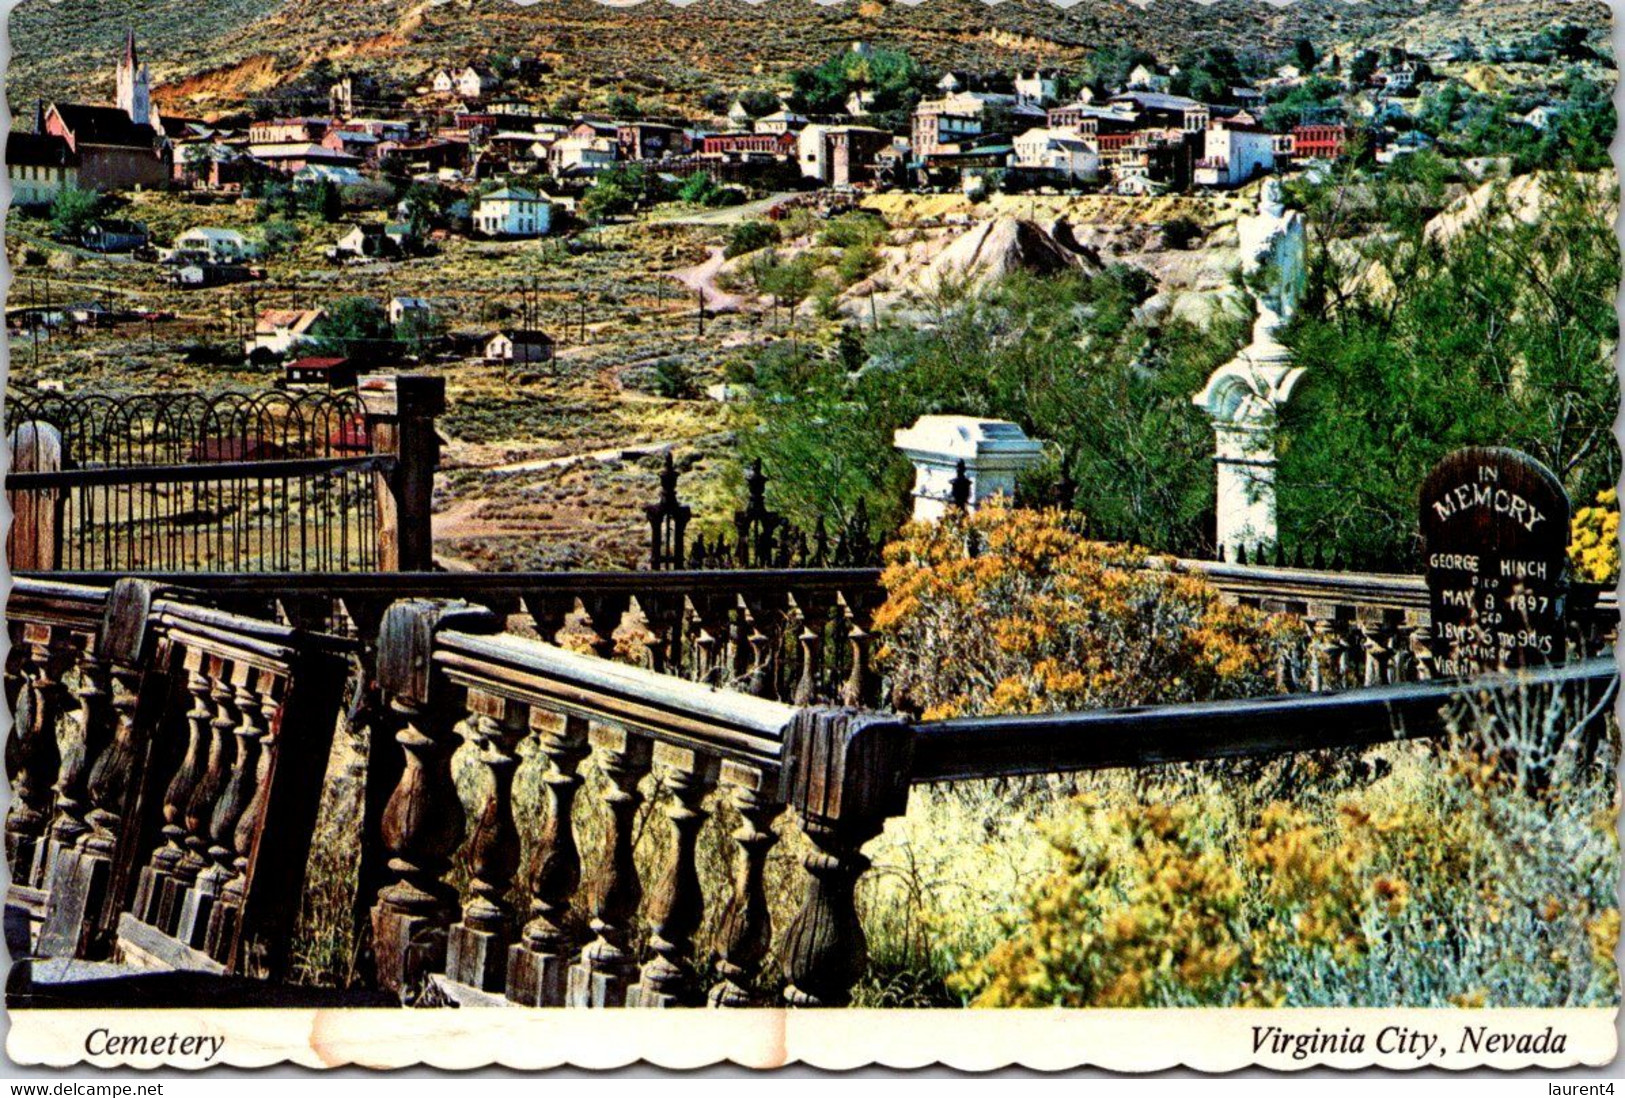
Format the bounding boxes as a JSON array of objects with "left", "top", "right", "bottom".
[
  {"left": 699, "top": 132, "right": 796, "bottom": 158},
  {"left": 1292, "top": 124, "right": 1347, "bottom": 161}
]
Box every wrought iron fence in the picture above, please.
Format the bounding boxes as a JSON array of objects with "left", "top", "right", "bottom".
[{"left": 5, "top": 390, "right": 384, "bottom": 572}]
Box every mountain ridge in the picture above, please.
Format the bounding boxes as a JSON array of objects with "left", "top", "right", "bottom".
[{"left": 7, "top": 0, "right": 1610, "bottom": 119}]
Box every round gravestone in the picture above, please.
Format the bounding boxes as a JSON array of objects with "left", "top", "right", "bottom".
[{"left": 1419, "top": 447, "right": 1570, "bottom": 677}]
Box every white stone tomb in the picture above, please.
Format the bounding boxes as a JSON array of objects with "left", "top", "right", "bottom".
[{"left": 893, "top": 415, "right": 1046, "bottom": 522}]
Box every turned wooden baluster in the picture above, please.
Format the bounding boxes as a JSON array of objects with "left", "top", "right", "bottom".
[
  {"left": 523, "top": 594, "right": 577, "bottom": 649},
  {"left": 740, "top": 599, "right": 775, "bottom": 700},
  {"left": 35, "top": 647, "right": 148, "bottom": 961},
  {"left": 1359, "top": 613, "right": 1397, "bottom": 687},
  {"left": 46, "top": 636, "right": 110, "bottom": 866},
  {"left": 1390, "top": 617, "right": 1421, "bottom": 683},
  {"left": 629, "top": 745, "right": 719, "bottom": 1007},
  {"left": 567, "top": 725, "right": 653, "bottom": 1007},
  {"left": 636, "top": 594, "right": 685, "bottom": 676},
  {"left": 790, "top": 592, "right": 832, "bottom": 706},
  {"left": 170, "top": 668, "right": 240, "bottom": 939},
  {"left": 4, "top": 631, "right": 26, "bottom": 719},
  {"left": 709, "top": 763, "right": 785, "bottom": 1007},
  {"left": 134, "top": 660, "right": 213, "bottom": 926},
  {"left": 1305, "top": 606, "right": 1345, "bottom": 692},
  {"left": 690, "top": 595, "right": 727, "bottom": 687},
  {"left": 6, "top": 623, "right": 70, "bottom": 885},
  {"left": 578, "top": 594, "right": 632, "bottom": 662},
  {"left": 446, "top": 690, "right": 529, "bottom": 991},
  {"left": 506, "top": 712, "right": 591, "bottom": 1006},
  {"left": 76, "top": 661, "right": 143, "bottom": 915},
  {"left": 782, "top": 708, "right": 912, "bottom": 1008},
  {"left": 204, "top": 673, "right": 283, "bottom": 965},
  {"left": 371, "top": 599, "right": 501, "bottom": 999},
  {"left": 840, "top": 594, "right": 875, "bottom": 708},
  {"left": 1409, "top": 620, "right": 1439, "bottom": 681}
]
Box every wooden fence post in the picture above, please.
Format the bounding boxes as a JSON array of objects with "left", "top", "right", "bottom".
[
  {"left": 360, "top": 376, "right": 445, "bottom": 572},
  {"left": 7, "top": 421, "right": 64, "bottom": 572},
  {"left": 368, "top": 598, "right": 500, "bottom": 999},
  {"left": 780, "top": 707, "right": 913, "bottom": 1007}
]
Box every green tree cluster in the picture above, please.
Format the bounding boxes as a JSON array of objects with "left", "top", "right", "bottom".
[
  {"left": 1278, "top": 168, "right": 1619, "bottom": 561},
  {"left": 790, "top": 46, "right": 926, "bottom": 128},
  {"left": 579, "top": 163, "right": 675, "bottom": 223},
  {"left": 737, "top": 267, "right": 1237, "bottom": 546}
]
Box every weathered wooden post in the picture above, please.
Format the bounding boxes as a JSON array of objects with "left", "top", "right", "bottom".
[
  {"left": 360, "top": 375, "right": 445, "bottom": 572},
  {"left": 369, "top": 598, "right": 501, "bottom": 998},
  {"left": 7, "top": 420, "right": 65, "bottom": 572},
  {"left": 780, "top": 707, "right": 912, "bottom": 1007},
  {"left": 38, "top": 581, "right": 163, "bottom": 960}
]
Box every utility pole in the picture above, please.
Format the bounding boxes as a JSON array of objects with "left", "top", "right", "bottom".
[{"left": 696, "top": 288, "right": 705, "bottom": 337}]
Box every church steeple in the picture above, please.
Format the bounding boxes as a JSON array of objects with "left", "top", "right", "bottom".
[{"left": 115, "top": 28, "right": 151, "bottom": 127}]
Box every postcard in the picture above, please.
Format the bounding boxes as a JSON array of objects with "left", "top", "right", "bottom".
[{"left": 1, "top": 0, "right": 1618, "bottom": 1073}]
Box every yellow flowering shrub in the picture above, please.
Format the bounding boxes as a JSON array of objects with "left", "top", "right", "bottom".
[
  {"left": 950, "top": 801, "right": 1245, "bottom": 1007},
  {"left": 942, "top": 723, "right": 1620, "bottom": 1008},
  {"left": 874, "top": 504, "right": 1296, "bottom": 719},
  {"left": 1569, "top": 488, "right": 1619, "bottom": 585}
]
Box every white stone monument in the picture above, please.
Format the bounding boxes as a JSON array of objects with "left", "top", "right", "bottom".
[
  {"left": 893, "top": 415, "right": 1046, "bottom": 522},
  {"left": 1192, "top": 178, "right": 1308, "bottom": 558}
]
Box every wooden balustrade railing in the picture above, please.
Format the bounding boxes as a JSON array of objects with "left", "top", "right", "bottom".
[
  {"left": 5, "top": 578, "right": 111, "bottom": 951},
  {"left": 9, "top": 573, "right": 1616, "bottom": 1009},
  {"left": 366, "top": 600, "right": 911, "bottom": 1008},
  {"left": 22, "top": 563, "right": 1618, "bottom": 705},
  {"left": 5, "top": 576, "right": 352, "bottom": 980},
  {"left": 364, "top": 595, "right": 1615, "bottom": 1010}
]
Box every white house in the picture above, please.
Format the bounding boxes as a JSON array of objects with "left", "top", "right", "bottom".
[
  {"left": 458, "top": 66, "right": 499, "bottom": 100},
  {"left": 389, "top": 296, "right": 432, "bottom": 327},
  {"left": 473, "top": 186, "right": 552, "bottom": 237},
  {"left": 1194, "top": 116, "right": 1275, "bottom": 189},
  {"left": 170, "top": 227, "right": 256, "bottom": 265},
  {"left": 1012, "top": 127, "right": 1100, "bottom": 183},
  {"left": 1127, "top": 63, "right": 1174, "bottom": 92},
  {"left": 7, "top": 132, "right": 80, "bottom": 208},
  {"left": 1015, "top": 71, "right": 1059, "bottom": 107},
  {"left": 246, "top": 307, "right": 326, "bottom": 358},
  {"left": 485, "top": 328, "right": 555, "bottom": 364},
  {"left": 755, "top": 108, "right": 809, "bottom": 135},
  {"left": 431, "top": 70, "right": 457, "bottom": 94},
  {"left": 549, "top": 135, "right": 617, "bottom": 175}
]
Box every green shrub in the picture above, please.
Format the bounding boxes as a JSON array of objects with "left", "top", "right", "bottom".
[{"left": 725, "top": 220, "right": 780, "bottom": 258}]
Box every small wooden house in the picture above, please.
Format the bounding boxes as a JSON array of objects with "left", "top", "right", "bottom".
[
  {"left": 485, "top": 328, "right": 555, "bottom": 365},
  {"left": 280, "top": 356, "right": 357, "bottom": 389}
]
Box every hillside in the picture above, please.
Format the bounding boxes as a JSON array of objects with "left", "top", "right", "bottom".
[{"left": 7, "top": 0, "right": 1612, "bottom": 120}]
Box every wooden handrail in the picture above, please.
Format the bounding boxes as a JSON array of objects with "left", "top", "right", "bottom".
[
  {"left": 909, "top": 657, "right": 1620, "bottom": 783},
  {"left": 435, "top": 630, "right": 796, "bottom": 771},
  {"left": 21, "top": 564, "right": 1616, "bottom": 621}
]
